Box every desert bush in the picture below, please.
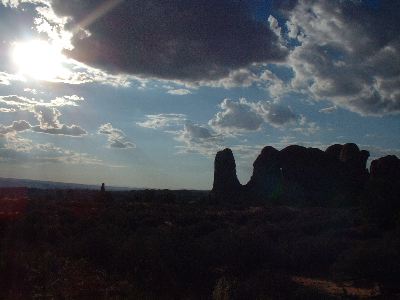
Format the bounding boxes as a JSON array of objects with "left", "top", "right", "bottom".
[
  {"left": 332, "top": 240, "right": 400, "bottom": 292},
  {"left": 361, "top": 179, "right": 400, "bottom": 229}
]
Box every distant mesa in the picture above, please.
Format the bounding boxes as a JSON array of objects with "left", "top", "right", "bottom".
[{"left": 211, "top": 143, "right": 398, "bottom": 205}]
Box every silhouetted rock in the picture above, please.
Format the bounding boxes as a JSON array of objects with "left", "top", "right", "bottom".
[
  {"left": 212, "top": 148, "right": 242, "bottom": 197},
  {"left": 339, "top": 143, "right": 360, "bottom": 163},
  {"left": 370, "top": 155, "right": 400, "bottom": 181},
  {"left": 244, "top": 145, "right": 346, "bottom": 204},
  {"left": 339, "top": 143, "right": 369, "bottom": 192},
  {"left": 340, "top": 143, "right": 369, "bottom": 170},
  {"left": 325, "top": 144, "right": 343, "bottom": 160},
  {"left": 279, "top": 145, "right": 343, "bottom": 205},
  {"left": 363, "top": 155, "right": 400, "bottom": 228},
  {"left": 212, "top": 143, "right": 371, "bottom": 206},
  {"left": 246, "top": 146, "right": 282, "bottom": 199},
  {"left": 339, "top": 143, "right": 369, "bottom": 177},
  {"left": 279, "top": 145, "right": 327, "bottom": 185}
]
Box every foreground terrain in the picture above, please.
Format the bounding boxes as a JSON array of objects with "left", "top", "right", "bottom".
[{"left": 0, "top": 188, "right": 399, "bottom": 299}]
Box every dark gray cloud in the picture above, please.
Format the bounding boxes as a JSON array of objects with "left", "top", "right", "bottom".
[
  {"left": 281, "top": 0, "right": 400, "bottom": 115},
  {"left": 51, "top": 0, "right": 287, "bottom": 82},
  {"left": 272, "top": 0, "right": 299, "bottom": 11}
]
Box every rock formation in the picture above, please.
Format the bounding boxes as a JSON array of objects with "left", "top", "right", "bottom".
[
  {"left": 338, "top": 143, "right": 370, "bottom": 193},
  {"left": 212, "top": 143, "right": 374, "bottom": 205},
  {"left": 370, "top": 155, "right": 400, "bottom": 181},
  {"left": 279, "top": 145, "right": 340, "bottom": 204},
  {"left": 246, "top": 146, "right": 282, "bottom": 199},
  {"left": 339, "top": 143, "right": 369, "bottom": 171},
  {"left": 212, "top": 148, "right": 242, "bottom": 197},
  {"left": 325, "top": 144, "right": 343, "bottom": 160},
  {"left": 363, "top": 155, "right": 400, "bottom": 227}
]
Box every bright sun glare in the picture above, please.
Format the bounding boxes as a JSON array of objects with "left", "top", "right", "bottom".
[{"left": 11, "top": 40, "right": 67, "bottom": 81}]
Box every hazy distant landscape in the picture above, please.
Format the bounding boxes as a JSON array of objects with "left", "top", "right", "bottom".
[{"left": 0, "top": 177, "right": 134, "bottom": 191}]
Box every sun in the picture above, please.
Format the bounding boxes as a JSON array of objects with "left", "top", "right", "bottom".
[{"left": 11, "top": 40, "right": 67, "bottom": 81}]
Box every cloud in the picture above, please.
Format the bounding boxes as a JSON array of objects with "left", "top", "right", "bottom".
[
  {"left": 260, "top": 69, "right": 289, "bottom": 98},
  {"left": 272, "top": 0, "right": 299, "bottom": 12},
  {"left": 292, "top": 116, "right": 320, "bottom": 136},
  {"left": 51, "top": 61, "right": 134, "bottom": 87},
  {"left": 138, "top": 112, "right": 222, "bottom": 156},
  {"left": 0, "top": 119, "right": 87, "bottom": 137},
  {"left": 209, "top": 99, "right": 265, "bottom": 134},
  {"left": 98, "top": 123, "right": 135, "bottom": 149},
  {"left": 31, "top": 124, "right": 87, "bottom": 137},
  {"left": 50, "top": 0, "right": 287, "bottom": 82},
  {"left": 0, "top": 95, "right": 37, "bottom": 110},
  {"left": 0, "top": 134, "right": 103, "bottom": 165},
  {"left": 23, "top": 88, "right": 39, "bottom": 95},
  {"left": 280, "top": 0, "right": 400, "bottom": 115},
  {"left": 268, "top": 15, "right": 282, "bottom": 39},
  {"left": 0, "top": 94, "right": 84, "bottom": 110},
  {"left": 33, "top": 105, "right": 62, "bottom": 128},
  {"left": 167, "top": 89, "right": 191, "bottom": 96},
  {"left": 49, "top": 95, "right": 84, "bottom": 106},
  {"left": 31, "top": 105, "right": 87, "bottom": 136},
  {"left": 194, "top": 69, "right": 262, "bottom": 89},
  {"left": 0, "top": 108, "right": 16, "bottom": 113},
  {"left": 0, "top": 120, "right": 31, "bottom": 135},
  {"left": 0, "top": 72, "right": 19, "bottom": 85},
  {"left": 180, "top": 122, "right": 215, "bottom": 140},
  {"left": 0, "top": 95, "right": 87, "bottom": 136},
  {"left": 319, "top": 106, "right": 337, "bottom": 114},
  {"left": 209, "top": 98, "right": 299, "bottom": 134},
  {"left": 1, "top": 0, "right": 72, "bottom": 52},
  {"left": 174, "top": 122, "right": 222, "bottom": 156},
  {"left": 258, "top": 101, "right": 298, "bottom": 127},
  {"left": 137, "top": 107, "right": 315, "bottom": 159},
  {"left": 137, "top": 114, "right": 186, "bottom": 129},
  {"left": 0, "top": 1, "right": 135, "bottom": 87}
]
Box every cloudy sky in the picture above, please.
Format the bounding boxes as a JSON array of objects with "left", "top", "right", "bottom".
[{"left": 0, "top": 0, "right": 399, "bottom": 189}]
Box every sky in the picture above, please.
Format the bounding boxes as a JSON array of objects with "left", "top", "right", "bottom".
[{"left": 0, "top": 0, "right": 399, "bottom": 189}]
